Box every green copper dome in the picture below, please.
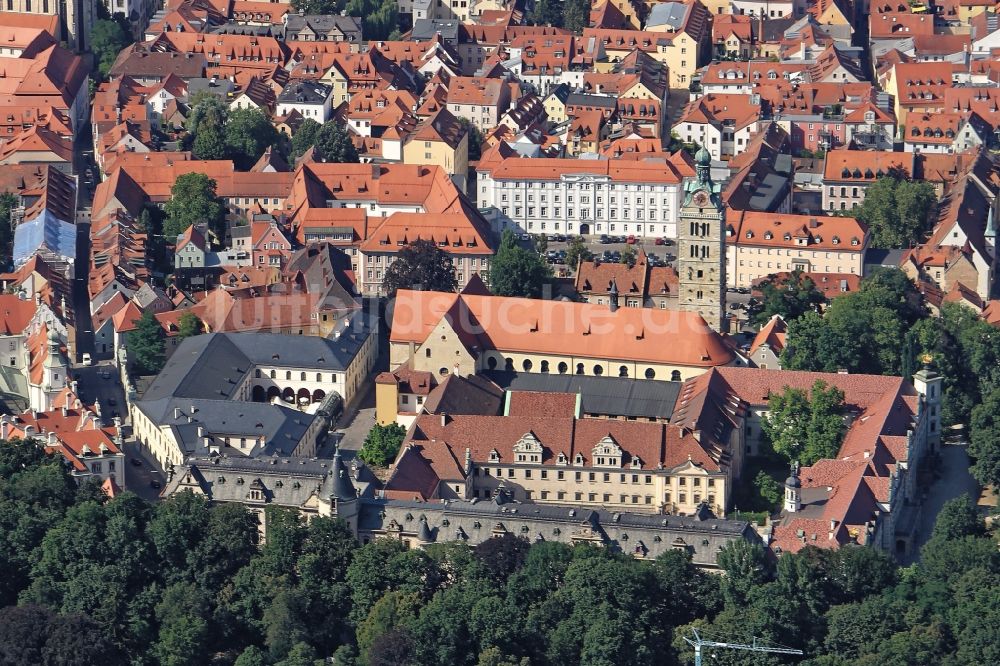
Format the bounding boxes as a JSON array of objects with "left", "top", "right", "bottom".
[{"left": 695, "top": 146, "right": 711, "bottom": 166}]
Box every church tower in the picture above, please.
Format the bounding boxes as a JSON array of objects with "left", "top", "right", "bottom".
[
  {"left": 784, "top": 461, "right": 801, "bottom": 513},
  {"left": 677, "top": 147, "right": 726, "bottom": 331}
]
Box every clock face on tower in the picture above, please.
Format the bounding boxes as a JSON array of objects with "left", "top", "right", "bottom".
[{"left": 692, "top": 190, "right": 710, "bottom": 207}]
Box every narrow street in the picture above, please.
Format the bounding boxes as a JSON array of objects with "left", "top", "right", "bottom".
[{"left": 72, "top": 128, "right": 97, "bottom": 362}]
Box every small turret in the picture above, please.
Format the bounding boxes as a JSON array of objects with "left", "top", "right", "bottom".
[
  {"left": 608, "top": 280, "right": 619, "bottom": 312},
  {"left": 694, "top": 145, "right": 712, "bottom": 184},
  {"left": 329, "top": 447, "right": 356, "bottom": 500},
  {"left": 417, "top": 516, "right": 434, "bottom": 544},
  {"left": 784, "top": 461, "right": 801, "bottom": 513}
]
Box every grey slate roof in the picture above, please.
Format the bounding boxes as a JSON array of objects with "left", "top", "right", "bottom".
[
  {"left": 284, "top": 14, "right": 362, "bottom": 41},
  {"left": 142, "top": 324, "right": 373, "bottom": 405},
  {"left": 411, "top": 18, "right": 460, "bottom": 44},
  {"left": 486, "top": 371, "right": 681, "bottom": 420},
  {"left": 165, "top": 453, "right": 359, "bottom": 507},
  {"left": 646, "top": 2, "right": 688, "bottom": 30},
  {"left": 278, "top": 81, "right": 332, "bottom": 104},
  {"left": 359, "top": 495, "right": 757, "bottom": 567},
  {"left": 566, "top": 92, "right": 617, "bottom": 109}
]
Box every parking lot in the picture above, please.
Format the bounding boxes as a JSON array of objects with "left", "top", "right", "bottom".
[{"left": 519, "top": 234, "right": 678, "bottom": 270}]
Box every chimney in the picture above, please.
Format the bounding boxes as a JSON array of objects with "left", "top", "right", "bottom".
[
  {"left": 197, "top": 425, "right": 204, "bottom": 438},
  {"left": 47, "top": 432, "right": 57, "bottom": 445},
  {"left": 174, "top": 407, "right": 182, "bottom": 419},
  {"left": 61, "top": 405, "right": 68, "bottom": 417},
  {"left": 440, "top": 412, "right": 448, "bottom": 426}
]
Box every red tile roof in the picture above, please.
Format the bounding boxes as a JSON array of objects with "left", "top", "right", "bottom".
[{"left": 390, "top": 290, "right": 733, "bottom": 368}]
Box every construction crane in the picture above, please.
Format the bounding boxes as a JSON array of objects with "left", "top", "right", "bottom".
[{"left": 684, "top": 629, "right": 804, "bottom": 666}]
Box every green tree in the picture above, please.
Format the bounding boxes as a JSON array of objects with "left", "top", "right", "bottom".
[
  {"left": 357, "top": 591, "right": 422, "bottom": 665},
  {"left": 783, "top": 268, "right": 925, "bottom": 376},
  {"left": 529, "top": 0, "right": 563, "bottom": 26},
  {"left": 488, "top": 229, "right": 551, "bottom": 298},
  {"left": 91, "top": 19, "right": 130, "bottom": 79},
  {"left": 716, "top": 539, "right": 772, "bottom": 607},
  {"left": 753, "top": 471, "right": 784, "bottom": 511},
  {"left": 234, "top": 645, "right": 269, "bottom": 666},
  {"left": 358, "top": 423, "right": 406, "bottom": 467},
  {"left": 187, "top": 96, "right": 229, "bottom": 161},
  {"left": 291, "top": 0, "right": 344, "bottom": 13},
  {"left": 226, "top": 108, "right": 279, "bottom": 170},
  {"left": 129, "top": 310, "right": 166, "bottom": 375},
  {"left": 561, "top": 0, "right": 590, "bottom": 33},
  {"left": 969, "top": 389, "right": 1000, "bottom": 488},
  {"left": 0, "top": 191, "right": 17, "bottom": 257},
  {"left": 291, "top": 119, "right": 323, "bottom": 161},
  {"left": 457, "top": 117, "right": 484, "bottom": 161},
  {"left": 855, "top": 177, "right": 937, "bottom": 249},
  {"left": 382, "top": 239, "right": 458, "bottom": 297},
  {"left": 152, "top": 583, "right": 211, "bottom": 666},
  {"left": 163, "top": 172, "right": 226, "bottom": 241},
  {"left": 344, "top": 0, "right": 399, "bottom": 41},
  {"left": 564, "top": 235, "right": 592, "bottom": 271},
  {"left": 762, "top": 380, "right": 846, "bottom": 465},
  {"left": 175, "top": 312, "right": 203, "bottom": 341},
  {"left": 751, "top": 269, "right": 827, "bottom": 325},
  {"left": 620, "top": 245, "right": 637, "bottom": 267},
  {"left": 929, "top": 495, "right": 983, "bottom": 542},
  {"left": 314, "top": 121, "right": 360, "bottom": 163}
]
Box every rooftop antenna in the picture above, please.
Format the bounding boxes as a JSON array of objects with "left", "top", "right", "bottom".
[{"left": 683, "top": 629, "right": 804, "bottom": 666}]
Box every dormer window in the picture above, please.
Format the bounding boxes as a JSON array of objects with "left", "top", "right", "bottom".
[
  {"left": 832, "top": 236, "right": 841, "bottom": 245},
  {"left": 488, "top": 449, "right": 500, "bottom": 463},
  {"left": 592, "top": 436, "right": 623, "bottom": 468},
  {"left": 557, "top": 452, "right": 568, "bottom": 465},
  {"left": 574, "top": 452, "right": 585, "bottom": 465}
]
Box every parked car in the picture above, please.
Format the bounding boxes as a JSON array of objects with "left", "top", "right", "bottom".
[
  {"left": 81, "top": 353, "right": 92, "bottom": 366},
  {"left": 599, "top": 234, "right": 611, "bottom": 244},
  {"left": 520, "top": 234, "right": 532, "bottom": 241},
  {"left": 626, "top": 235, "right": 636, "bottom": 244},
  {"left": 654, "top": 237, "right": 665, "bottom": 246},
  {"left": 130, "top": 458, "right": 142, "bottom": 467},
  {"left": 663, "top": 238, "right": 675, "bottom": 246},
  {"left": 729, "top": 303, "right": 742, "bottom": 310},
  {"left": 556, "top": 234, "right": 567, "bottom": 242}
]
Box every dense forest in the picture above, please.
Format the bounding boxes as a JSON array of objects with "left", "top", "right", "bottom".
[{"left": 0, "top": 436, "right": 997, "bottom": 666}]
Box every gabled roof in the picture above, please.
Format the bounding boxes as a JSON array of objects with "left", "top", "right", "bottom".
[{"left": 390, "top": 290, "right": 733, "bottom": 368}]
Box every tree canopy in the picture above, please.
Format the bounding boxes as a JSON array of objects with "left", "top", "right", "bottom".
[
  {"left": 163, "top": 173, "right": 226, "bottom": 241},
  {"left": 382, "top": 239, "right": 458, "bottom": 297},
  {"left": 129, "top": 310, "right": 166, "bottom": 375},
  {"left": 175, "top": 312, "right": 203, "bottom": 341},
  {"left": 314, "top": 122, "right": 360, "bottom": 164},
  {"left": 0, "top": 436, "right": 996, "bottom": 665},
  {"left": 855, "top": 177, "right": 937, "bottom": 249},
  {"left": 358, "top": 423, "right": 406, "bottom": 467},
  {"left": 750, "top": 269, "right": 827, "bottom": 326},
  {"left": 782, "top": 268, "right": 925, "bottom": 376},
  {"left": 226, "top": 108, "right": 280, "bottom": 170},
  {"left": 487, "top": 230, "right": 551, "bottom": 298},
  {"left": 565, "top": 236, "right": 593, "bottom": 270},
  {"left": 291, "top": 0, "right": 344, "bottom": 13},
  {"left": 91, "top": 19, "right": 131, "bottom": 79},
  {"left": 529, "top": 0, "right": 590, "bottom": 32},
  {"left": 290, "top": 119, "right": 323, "bottom": 162},
  {"left": 762, "top": 380, "right": 847, "bottom": 466}
]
